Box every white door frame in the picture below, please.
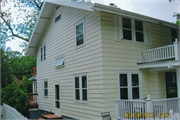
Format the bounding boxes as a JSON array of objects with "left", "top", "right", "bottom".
[{"left": 54, "top": 83, "right": 60, "bottom": 116}]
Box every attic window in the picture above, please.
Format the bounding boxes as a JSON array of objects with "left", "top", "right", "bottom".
[
  {"left": 55, "top": 14, "right": 61, "bottom": 23},
  {"left": 55, "top": 57, "right": 64, "bottom": 67}
]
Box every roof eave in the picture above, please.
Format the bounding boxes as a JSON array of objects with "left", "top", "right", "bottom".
[
  {"left": 25, "top": 0, "right": 94, "bottom": 56},
  {"left": 93, "top": 3, "right": 179, "bottom": 29}
]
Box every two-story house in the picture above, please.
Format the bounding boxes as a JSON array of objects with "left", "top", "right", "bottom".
[{"left": 25, "top": 0, "right": 180, "bottom": 119}]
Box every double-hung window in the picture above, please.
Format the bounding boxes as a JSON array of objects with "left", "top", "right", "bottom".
[
  {"left": 44, "top": 80, "right": 48, "bottom": 97},
  {"left": 115, "top": 15, "right": 151, "bottom": 45},
  {"left": 166, "top": 28, "right": 179, "bottom": 44},
  {"left": 41, "top": 45, "right": 46, "bottom": 61},
  {"left": 75, "top": 20, "right": 84, "bottom": 47},
  {"left": 74, "top": 73, "right": 88, "bottom": 103},
  {"left": 118, "top": 71, "right": 142, "bottom": 100}
]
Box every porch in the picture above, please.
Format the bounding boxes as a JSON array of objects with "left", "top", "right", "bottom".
[{"left": 115, "top": 95, "right": 180, "bottom": 120}]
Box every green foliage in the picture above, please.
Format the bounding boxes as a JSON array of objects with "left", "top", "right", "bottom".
[
  {"left": 21, "top": 77, "right": 34, "bottom": 93},
  {"left": 0, "top": 0, "right": 44, "bottom": 44},
  {"left": 1, "top": 49, "right": 36, "bottom": 88},
  {"left": 1, "top": 83, "right": 28, "bottom": 113}
]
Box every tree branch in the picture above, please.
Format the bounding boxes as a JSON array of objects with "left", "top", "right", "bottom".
[
  {"left": 0, "top": 13, "right": 29, "bottom": 42},
  {"left": 34, "top": 0, "right": 44, "bottom": 9}
]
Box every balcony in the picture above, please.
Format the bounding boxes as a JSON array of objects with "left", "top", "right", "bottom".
[
  {"left": 26, "top": 93, "right": 38, "bottom": 109},
  {"left": 140, "top": 40, "right": 180, "bottom": 63},
  {"left": 115, "top": 95, "right": 180, "bottom": 120}
]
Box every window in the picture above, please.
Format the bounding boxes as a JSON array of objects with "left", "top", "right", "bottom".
[
  {"left": 33, "top": 81, "right": 37, "bottom": 93},
  {"left": 118, "top": 71, "right": 142, "bottom": 100},
  {"left": 122, "top": 18, "right": 132, "bottom": 40},
  {"left": 166, "top": 28, "right": 179, "bottom": 45},
  {"left": 41, "top": 45, "right": 46, "bottom": 61},
  {"left": 74, "top": 73, "right": 88, "bottom": 103},
  {"left": 75, "top": 20, "right": 84, "bottom": 47},
  {"left": 44, "top": 80, "right": 48, "bottom": 96},
  {"left": 135, "top": 20, "right": 144, "bottom": 42},
  {"left": 122, "top": 17, "right": 144, "bottom": 42},
  {"left": 55, "top": 57, "right": 64, "bottom": 67},
  {"left": 55, "top": 14, "right": 61, "bottom": 23},
  {"left": 114, "top": 15, "right": 151, "bottom": 45}
]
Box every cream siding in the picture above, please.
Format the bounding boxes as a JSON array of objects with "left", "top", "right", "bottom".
[
  {"left": 37, "top": 6, "right": 104, "bottom": 120},
  {"left": 36, "top": 6, "right": 171, "bottom": 119},
  {"left": 100, "top": 11, "right": 168, "bottom": 119}
]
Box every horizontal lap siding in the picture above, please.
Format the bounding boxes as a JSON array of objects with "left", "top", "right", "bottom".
[
  {"left": 37, "top": 6, "right": 103, "bottom": 120},
  {"left": 100, "top": 11, "right": 167, "bottom": 119}
]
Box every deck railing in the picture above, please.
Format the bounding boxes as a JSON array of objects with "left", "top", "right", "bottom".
[
  {"left": 115, "top": 99, "right": 146, "bottom": 120},
  {"left": 140, "top": 40, "right": 180, "bottom": 63},
  {"left": 115, "top": 96, "right": 180, "bottom": 120},
  {"left": 152, "top": 98, "right": 180, "bottom": 118}
]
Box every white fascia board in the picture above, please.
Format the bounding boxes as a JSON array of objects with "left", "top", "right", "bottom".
[
  {"left": 137, "top": 61, "right": 180, "bottom": 69},
  {"left": 25, "top": 1, "right": 48, "bottom": 56},
  {"left": 45, "top": 0, "right": 94, "bottom": 11},
  {"left": 25, "top": 0, "right": 94, "bottom": 56},
  {"left": 93, "top": 3, "right": 179, "bottom": 29}
]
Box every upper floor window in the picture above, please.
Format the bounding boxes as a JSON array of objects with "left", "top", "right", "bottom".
[
  {"left": 41, "top": 45, "right": 46, "bottom": 61},
  {"left": 166, "top": 28, "right": 179, "bottom": 44},
  {"left": 118, "top": 71, "right": 142, "bottom": 100},
  {"left": 75, "top": 20, "right": 84, "bottom": 47},
  {"left": 55, "top": 56, "right": 65, "bottom": 68},
  {"left": 55, "top": 14, "right": 61, "bottom": 23},
  {"left": 74, "top": 73, "right": 88, "bottom": 103},
  {"left": 115, "top": 15, "right": 151, "bottom": 45}
]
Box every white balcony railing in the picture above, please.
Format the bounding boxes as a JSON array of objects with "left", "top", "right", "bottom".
[
  {"left": 115, "top": 95, "right": 180, "bottom": 120},
  {"left": 141, "top": 40, "right": 180, "bottom": 63}
]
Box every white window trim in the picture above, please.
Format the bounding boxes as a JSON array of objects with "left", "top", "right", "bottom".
[
  {"left": 73, "top": 73, "right": 88, "bottom": 104},
  {"left": 55, "top": 13, "right": 61, "bottom": 23},
  {"left": 40, "top": 44, "right": 46, "bottom": 62},
  {"left": 115, "top": 15, "right": 150, "bottom": 45},
  {"left": 44, "top": 79, "right": 48, "bottom": 97},
  {"left": 117, "top": 71, "right": 142, "bottom": 100},
  {"left": 55, "top": 55, "right": 65, "bottom": 68},
  {"left": 74, "top": 19, "right": 85, "bottom": 49}
]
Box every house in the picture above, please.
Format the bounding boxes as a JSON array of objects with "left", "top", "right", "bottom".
[
  {"left": 25, "top": 0, "right": 180, "bottom": 119},
  {"left": 12, "top": 76, "right": 23, "bottom": 85}
]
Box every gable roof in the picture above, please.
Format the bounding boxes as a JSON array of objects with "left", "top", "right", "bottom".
[
  {"left": 12, "top": 76, "right": 22, "bottom": 85},
  {"left": 25, "top": 0, "right": 94, "bottom": 56},
  {"left": 25, "top": 0, "right": 179, "bottom": 56}
]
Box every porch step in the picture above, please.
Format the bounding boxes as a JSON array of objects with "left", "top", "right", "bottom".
[{"left": 41, "top": 114, "right": 63, "bottom": 119}]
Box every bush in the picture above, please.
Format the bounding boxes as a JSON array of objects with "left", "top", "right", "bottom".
[{"left": 1, "top": 83, "right": 28, "bottom": 113}]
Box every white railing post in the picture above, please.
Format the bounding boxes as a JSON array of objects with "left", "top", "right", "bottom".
[
  {"left": 174, "top": 39, "right": 180, "bottom": 61},
  {"left": 145, "top": 95, "right": 153, "bottom": 120},
  {"left": 115, "top": 102, "right": 118, "bottom": 120}
]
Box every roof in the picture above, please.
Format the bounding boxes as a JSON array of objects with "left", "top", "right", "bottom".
[
  {"left": 25, "top": 0, "right": 179, "bottom": 56},
  {"left": 12, "top": 76, "right": 22, "bottom": 85}
]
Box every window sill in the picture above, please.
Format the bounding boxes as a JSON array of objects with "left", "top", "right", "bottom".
[
  {"left": 115, "top": 39, "right": 150, "bottom": 45},
  {"left": 74, "top": 100, "right": 89, "bottom": 104},
  {"left": 43, "top": 96, "right": 49, "bottom": 99},
  {"left": 75, "top": 44, "right": 86, "bottom": 50}
]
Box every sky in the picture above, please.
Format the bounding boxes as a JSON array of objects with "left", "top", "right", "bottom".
[{"left": 4, "top": 0, "right": 180, "bottom": 52}]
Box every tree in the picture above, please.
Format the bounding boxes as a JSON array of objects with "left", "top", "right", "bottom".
[
  {"left": 1, "top": 48, "right": 36, "bottom": 88},
  {"left": 0, "top": 0, "right": 44, "bottom": 46},
  {"left": 1, "top": 83, "right": 28, "bottom": 113},
  {"left": 173, "top": 12, "right": 180, "bottom": 25}
]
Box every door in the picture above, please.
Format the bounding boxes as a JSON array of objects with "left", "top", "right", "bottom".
[
  {"left": 165, "top": 72, "right": 177, "bottom": 98},
  {"left": 54, "top": 83, "right": 60, "bottom": 116}
]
